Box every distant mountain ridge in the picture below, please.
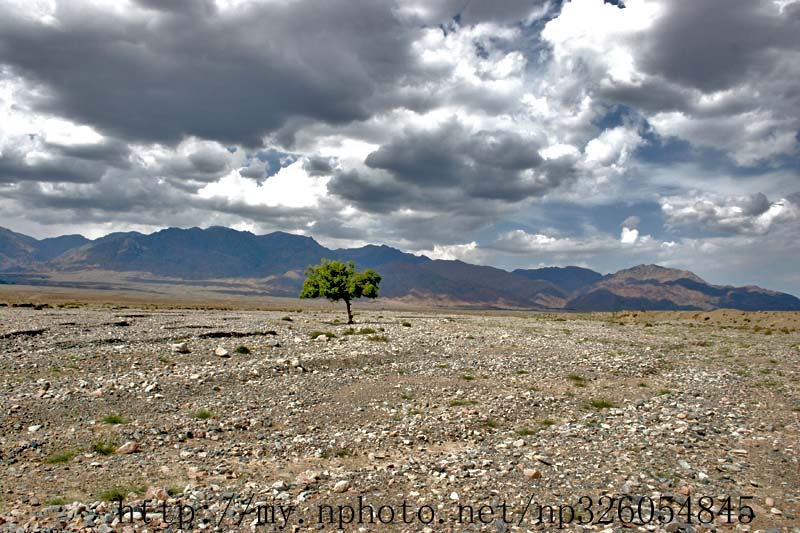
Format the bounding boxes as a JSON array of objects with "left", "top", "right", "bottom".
[{"left": 1, "top": 225, "right": 798, "bottom": 311}]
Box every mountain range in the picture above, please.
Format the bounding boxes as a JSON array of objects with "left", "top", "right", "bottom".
[{"left": 1, "top": 225, "right": 799, "bottom": 311}]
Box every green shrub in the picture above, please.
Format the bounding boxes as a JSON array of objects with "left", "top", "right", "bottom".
[
  {"left": 194, "top": 408, "right": 213, "bottom": 420},
  {"left": 92, "top": 441, "right": 117, "bottom": 456},
  {"left": 44, "top": 449, "right": 79, "bottom": 464},
  {"left": 567, "top": 373, "right": 587, "bottom": 387},
  {"left": 97, "top": 484, "right": 145, "bottom": 501},
  {"left": 309, "top": 331, "right": 336, "bottom": 339},
  {"left": 449, "top": 399, "right": 478, "bottom": 407},
  {"left": 587, "top": 399, "right": 615, "bottom": 410}
]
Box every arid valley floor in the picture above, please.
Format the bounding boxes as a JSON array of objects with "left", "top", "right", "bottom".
[{"left": 1, "top": 290, "right": 798, "bottom": 532}]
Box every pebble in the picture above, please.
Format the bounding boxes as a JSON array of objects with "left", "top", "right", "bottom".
[
  {"left": 0, "top": 307, "right": 796, "bottom": 532},
  {"left": 115, "top": 441, "right": 139, "bottom": 454},
  {"left": 214, "top": 346, "right": 230, "bottom": 357},
  {"left": 171, "top": 342, "right": 190, "bottom": 353}
]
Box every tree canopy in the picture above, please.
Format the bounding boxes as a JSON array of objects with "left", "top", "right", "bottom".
[{"left": 299, "top": 259, "right": 381, "bottom": 324}]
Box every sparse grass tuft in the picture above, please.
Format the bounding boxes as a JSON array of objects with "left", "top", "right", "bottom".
[
  {"left": 367, "top": 335, "right": 389, "bottom": 342},
  {"left": 92, "top": 440, "right": 117, "bottom": 456},
  {"left": 449, "top": 399, "right": 478, "bottom": 407},
  {"left": 344, "top": 327, "right": 378, "bottom": 336},
  {"left": 46, "top": 498, "right": 68, "bottom": 506},
  {"left": 321, "top": 447, "right": 353, "bottom": 459},
  {"left": 44, "top": 448, "right": 79, "bottom": 464},
  {"left": 97, "top": 484, "right": 146, "bottom": 501},
  {"left": 484, "top": 418, "right": 500, "bottom": 429},
  {"left": 102, "top": 414, "right": 126, "bottom": 425},
  {"left": 567, "top": 373, "right": 587, "bottom": 387},
  {"left": 194, "top": 408, "right": 213, "bottom": 420},
  {"left": 540, "top": 418, "right": 555, "bottom": 427},
  {"left": 400, "top": 394, "right": 414, "bottom": 400},
  {"left": 234, "top": 345, "right": 251, "bottom": 354},
  {"left": 516, "top": 428, "right": 537, "bottom": 436},
  {"left": 586, "top": 399, "right": 615, "bottom": 410},
  {"left": 309, "top": 330, "right": 336, "bottom": 339},
  {"left": 461, "top": 374, "right": 475, "bottom": 381}
]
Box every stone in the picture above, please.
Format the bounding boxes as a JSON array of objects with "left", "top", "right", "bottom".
[
  {"left": 523, "top": 468, "right": 541, "bottom": 480},
  {"left": 296, "top": 471, "right": 319, "bottom": 486},
  {"left": 171, "top": 342, "right": 190, "bottom": 353},
  {"left": 144, "top": 486, "right": 168, "bottom": 500},
  {"left": 333, "top": 480, "right": 349, "bottom": 493},
  {"left": 115, "top": 441, "right": 139, "bottom": 454},
  {"left": 214, "top": 347, "right": 230, "bottom": 357}
]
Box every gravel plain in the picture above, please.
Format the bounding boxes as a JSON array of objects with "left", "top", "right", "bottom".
[{"left": 0, "top": 302, "right": 798, "bottom": 532}]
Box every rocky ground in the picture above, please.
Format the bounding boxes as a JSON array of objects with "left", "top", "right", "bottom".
[{"left": 0, "top": 302, "right": 798, "bottom": 532}]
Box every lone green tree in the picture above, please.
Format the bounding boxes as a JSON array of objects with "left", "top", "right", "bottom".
[{"left": 300, "top": 259, "right": 381, "bottom": 324}]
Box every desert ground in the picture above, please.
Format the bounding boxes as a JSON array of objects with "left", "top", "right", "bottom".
[{"left": 0, "top": 287, "right": 798, "bottom": 532}]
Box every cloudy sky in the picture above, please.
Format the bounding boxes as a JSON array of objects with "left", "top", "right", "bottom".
[{"left": 1, "top": 0, "right": 799, "bottom": 294}]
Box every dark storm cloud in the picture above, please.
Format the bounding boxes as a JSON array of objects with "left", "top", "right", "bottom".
[
  {"left": 134, "top": 0, "right": 217, "bottom": 16},
  {"left": 151, "top": 142, "right": 241, "bottom": 191},
  {"left": 635, "top": 0, "right": 800, "bottom": 93},
  {"left": 303, "top": 156, "right": 337, "bottom": 177},
  {"left": 0, "top": 0, "right": 421, "bottom": 147},
  {"left": 329, "top": 119, "right": 579, "bottom": 213},
  {"left": 48, "top": 139, "right": 132, "bottom": 168},
  {"left": 599, "top": 79, "right": 692, "bottom": 115},
  {"left": 364, "top": 120, "right": 542, "bottom": 190},
  {"left": 405, "top": 0, "right": 551, "bottom": 25},
  {"left": 187, "top": 150, "right": 229, "bottom": 175},
  {"left": 8, "top": 175, "right": 182, "bottom": 213},
  {"left": 0, "top": 134, "right": 133, "bottom": 184},
  {"left": 327, "top": 169, "right": 414, "bottom": 213},
  {"left": 239, "top": 162, "right": 268, "bottom": 180},
  {"left": 0, "top": 142, "right": 118, "bottom": 184}
]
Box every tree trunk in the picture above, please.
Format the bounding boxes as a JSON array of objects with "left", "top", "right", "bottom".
[{"left": 345, "top": 299, "right": 353, "bottom": 324}]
